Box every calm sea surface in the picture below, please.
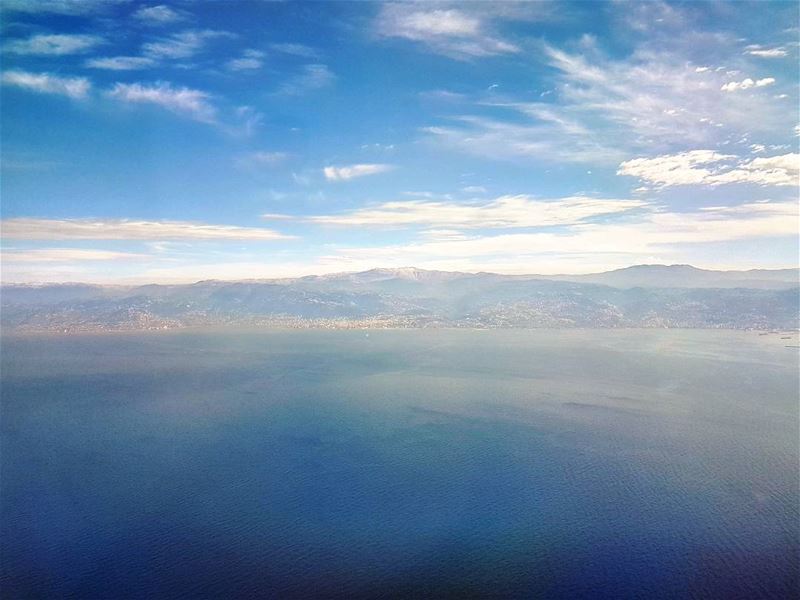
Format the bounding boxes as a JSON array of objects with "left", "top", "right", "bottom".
[{"left": 1, "top": 329, "right": 798, "bottom": 598}]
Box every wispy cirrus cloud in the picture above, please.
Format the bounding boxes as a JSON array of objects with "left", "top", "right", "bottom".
[
  {"left": 277, "top": 64, "right": 335, "bottom": 95},
  {"left": 133, "top": 4, "right": 189, "bottom": 25},
  {"left": 107, "top": 81, "right": 217, "bottom": 123},
  {"left": 274, "top": 195, "right": 647, "bottom": 228},
  {"left": 87, "top": 28, "right": 227, "bottom": 71},
  {"left": 744, "top": 45, "right": 789, "bottom": 58},
  {"left": 142, "top": 29, "right": 233, "bottom": 60},
  {"left": 424, "top": 19, "right": 794, "bottom": 166},
  {"left": 3, "top": 33, "right": 105, "bottom": 55},
  {"left": 88, "top": 28, "right": 229, "bottom": 72},
  {"left": 323, "top": 164, "right": 393, "bottom": 181},
  {"left": 375, "top": 3, "right": 519, "bottom": 59},
  {"left": 424, "top": 108, "right": 626, "bottom": 165},
  {"left": 542, "top": 42, "right": 784, "bottom": 145},
  {"left": 0, "top": 218, "right": 292, "bottom": 241},
  {"left": 2, "top": 70, "right": 90, "bottom": 99},
  {"left": 618, "top": 151, "right": 799, "bottom": 187},
  {"left": 226, "top": 49, "right": 265, "bottom": 71},
  {"left": 85, "top": 56, "right": 157, "bottom": 70},
  {"left": 419, "top": 89, "right": 467, "bottom": 102},
  {"left": 228, "top": 105, "right": 263, "bottom": 137},
  {"left": 105, "top": 81, "right": 262, "bottom": 134},
  {"left": 0, "top": 248, "right": 148, "bottom": 263}
]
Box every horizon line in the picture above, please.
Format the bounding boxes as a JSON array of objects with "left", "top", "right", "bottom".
[{"left": 2, "top": 263, "right": 799, "bottom": 287}]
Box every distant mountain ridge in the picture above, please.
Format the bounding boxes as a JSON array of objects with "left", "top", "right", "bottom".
[
  {"left": 223, "top": 264, "right": 800, "bottom": 289},
  {"left": 544, "top": 264, "right": 800, "bottom": 289},
  {"left": 5, "top": 264, "right": 798, "bottom": 290},
  {"left": 2, "top": 265, "right": 797, "bottom": 332}
]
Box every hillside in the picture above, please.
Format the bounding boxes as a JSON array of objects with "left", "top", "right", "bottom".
[{"left": 2, "top": 265, "right": 797, "bottom": 332}]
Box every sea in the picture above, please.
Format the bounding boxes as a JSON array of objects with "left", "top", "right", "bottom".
[{"left": 1, "top": 329, "right": 798, "bottom": 598}]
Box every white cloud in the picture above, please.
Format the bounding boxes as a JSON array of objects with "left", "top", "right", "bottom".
[
  {"left": 324, "top": 200, "right": 798, "bottom": 273},
  {"left": 618, "top": 151, "right": 799, "bottom": 187},
  {"left": 544, "top": 43, "right": 784, "bottom": 143},
  {"left": 107, "top": 81, "right": 217, "bottom": 123},
  {"left": 2, "top": 70, "right": 90, "bottom": 99},
  {"left": 745, "top": 45, "right": 788, "bottom": 58},
  {"left": 226, "top": 49, "right": 265, "bottom": 71},
  {"left": 715, "top": 154, "right": 800, "bottom": 185},
  {"left": 10, "top": 200, "right": 794, "bottom": 282},
  {"left": 85, "top": 56, "right": 156, "bottom": 70},
  {"left": 619, "top": 150, "right": 734, "bottom": 186},
  {"left": 375, "top": 4, "right": 518, "bottom": 59},
  {"left": 0, "top": 218, "right": 292, "bottom": 241},
  {"left": 720, "top": 77, "right": 775, "bottom": 92},
  {"left": 142, "top": 29, "right": 233, "bottom": 60},
  {"left": 386, "top": 8, "right": 480, "bottom": 37},
  {"left": 0, "top": 248, "right": 148, "bottom": 262},
  {"left": 277, "top": 64, "right": 334, "bottom": 95},
  {"left": 3, "top": 33, "right": 104, "bottom": 55},
  {"left": 281, "top": 195, "right": 647, "bottom": 228},
  {"left": 425, "top": 34, "right": 792, "bottom": 165},
  {"left": 323, "top": 164, "right": 393, "bottom": 181},
  {"left": 133, "top": 5, "right": 188, "bottom": 25}
]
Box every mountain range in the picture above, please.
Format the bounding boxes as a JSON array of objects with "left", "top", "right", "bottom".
[{"left": 2, "top": 265, "right": 798, "bottom": 332}]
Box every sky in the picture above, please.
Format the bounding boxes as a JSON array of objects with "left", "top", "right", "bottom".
[{"left": 1, "top": 0, "right": 798, "bottom": 283}]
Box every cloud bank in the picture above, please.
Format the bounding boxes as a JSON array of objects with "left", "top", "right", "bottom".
[{"left": 1, "top": 218, "right": 292, "bottom": 241}]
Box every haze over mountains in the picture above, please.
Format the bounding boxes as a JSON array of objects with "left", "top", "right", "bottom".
[
  {"left": 2, "top": 265, "right": 798, "bottom": 333},
  {"left": 542, "top": 264, "right": 800, "bottom": 289}
]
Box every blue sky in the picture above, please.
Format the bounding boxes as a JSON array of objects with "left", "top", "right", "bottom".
[{"left": 1, "top": 0, "right": 798, "bottom": 283}]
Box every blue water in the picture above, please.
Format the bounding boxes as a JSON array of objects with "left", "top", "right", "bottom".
[{"left": 1, "top": 329, "right": 798, "bottom": 598}]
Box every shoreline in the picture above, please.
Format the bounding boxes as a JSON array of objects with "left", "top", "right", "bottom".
[{"left": 3, "top": 325, "right": 799, "bottom": 338}]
